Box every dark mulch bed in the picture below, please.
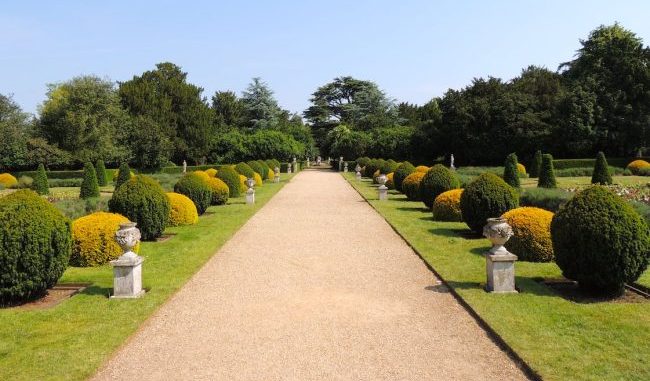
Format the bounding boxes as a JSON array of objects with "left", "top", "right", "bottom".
[
  {"left": 6, "top": 283, "right": 91, "bottom": 310},
  {"left": 541, "top": 278, "right": 648, "bottom": 304}
]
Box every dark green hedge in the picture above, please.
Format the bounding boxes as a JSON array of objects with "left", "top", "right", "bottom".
[
  {"left": 174, "top": 173, "right": 213, "bottom": 215},
  {"left": 216, "top": 166, "right": 242, "bottom": 198},
  {"left": 553, "top": 157, "right": 650, "bottom": 169},
  {"left": 460, "top": 173, "right": 519, "bottom": 233},
  {"left": 419, "top": 164, "right": 460, "bottom": 209}
]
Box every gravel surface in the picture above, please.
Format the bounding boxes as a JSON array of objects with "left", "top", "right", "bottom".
[{"left": 91, "top": 169, "right": 527, "bottom": 381}]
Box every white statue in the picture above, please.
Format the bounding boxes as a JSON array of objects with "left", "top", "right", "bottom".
[
  {"left": 182, "top": 160, "right": 187, "bottom": 173},
  {"left": 450, "top": 154, "right": 455, "bottom": 170}
]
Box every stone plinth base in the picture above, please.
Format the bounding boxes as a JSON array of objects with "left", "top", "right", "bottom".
[
  {"left": 274, "top": 176, "right": 280, "bottom": 183},
  {"left": 356, "top": 172, "right": 362, "bottom": 180},
  {"left": 378, "top": 185, "right": 388, "bottom": 201},
  {"left": 111, "top": 256, "right": 144, "bottom": 299},
  {"left": 485, "top": 252, "right": 518, "bottom": 293},
  {"left": 246, "top": 189, "right": 255, "bottom": 204}
]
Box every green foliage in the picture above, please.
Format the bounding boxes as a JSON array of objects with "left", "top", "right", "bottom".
[
  {"left": 393, "top": 161, "right": 415, "bottom": 192},
  {"left": 591, "top": 152, "right": 613, "bottom": 185},
  {"left": 216, "top": 166, "right": 242, "bottom": 198},
  {"left": 173, "top": 173, "right": 213, "bottom": 215},
  {"left": 530, "top": 150, "right": 542, "bottom": 178},
  {"left": 0, "top": 190, "right": 71, "bottom": 305},
  {"left": 379, "top": 159, "right": 399, "bottom": 175},
  {"left": 32, "top": 163, "right": 49, "bottom": 195},
  {"left": 503, "top": 153, "right": 521, "bottom": 188},
  {"left": 519, "top": 188, "right": 573, "bottom": 212},
  {"left": 363, "top": 159, "right": 381, "bottom": 178},
  {"left": 460, "top": 173, "right": 519, "bottom": 233},
  {"left": 115, "top": 162, "right": 131, "bottom": 189},
  {"left": 265, "top": 159, "right": 281, "bottom": 171},
  {"left": 234, "top": 162, "right": 255, "bottom": 178},
  {"left": 108, "top": 175, "right": 170, "bottom": 240},
  {"left": 551, "top": 186, "right": 650, "bottom": 293},
  {"left": 538, "top": 154, "right": 557, "bottom": 188},
  {"left": 419, "top": 164, "right": 460, "bottom": 208},
  {"left": 79, "top": 162, "right": 100, "bottom": 199},
  {"left": 209, "top": 130, "right": 303, "bottom": 164},
  {"left": 246, "top": 161, "right": 265, "bottom": 179},
  {"left": 126, "top": 115, "right": 172, "bottom": 171},
  {"left": 95, "top": 160, "right": 107, "bottom": 186},
  {"left": 256, "top": 160, "right": 271, "bottom": 179}
]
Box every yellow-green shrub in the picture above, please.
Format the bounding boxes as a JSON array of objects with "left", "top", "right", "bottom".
[
  {"left": 502, "top": 207, "right": 554, "bottom": 262},
  {"left": 0, "top": 173, "right": 18, "bottom": 188},
  {"left": 205, "top": 168, "right": 218, "bottom": 177},
  {"left": 402, "top": 171, "right": 426, "bottom": 201},
  {"left": 517, "top": 163, "right": 527, "bottom": 175},
  {"left": 386, "top": 172, "right": 395, "bottom": 189},
  {"left": 433, "top": 189, "right": 463, "bottom": 221},
  {"left": 372, "top": 169, "right": 381, "bottom": 183},
  {"left": 206, "top": 177, "right": 229, "bottom": 205},
  {"left": 415, "top": 165, "right": 430, "bottom": 173},
  {"left": 167, "top": 192, "right": 198, "bottom": 226},
  {"left": 71, "top": 212, "right": 138, "bottom": 266},
  {"left": 268, "top": 168, "right": 275, "bottom": 181},
  {"left": 627, "top": 159, "right": 650, "bottom": 175},
  {"left": 239, "top": 174, "right": 247, "bottom": 193},
  {"left": 193, "top": 170, "right": 210, "bottom": 181},
  {"left": 253, "top": 172, "right": 263, "bottom": 186}
]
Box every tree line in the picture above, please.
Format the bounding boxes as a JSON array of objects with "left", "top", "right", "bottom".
[{"left": 306, "top": 23, "right": 650, "bottom": 165}]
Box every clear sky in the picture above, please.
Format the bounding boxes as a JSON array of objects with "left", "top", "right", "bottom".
[{"left": 2, "top": 0, "right": 650, "bottom": 115}]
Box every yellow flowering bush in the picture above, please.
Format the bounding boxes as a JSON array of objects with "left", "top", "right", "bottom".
[
  {"left": 239, "top": 174, "right": 248, "bottom": 193},
  {"left": 205, "top": 168, "right": 218, "bottom": 177},
  {"left": 386, "top": 172, "right": 395, "bottom": 189},
  {"left": 517, "top": 163, "right": 526, "bottom": 175},
  {"left": 432, "top": 189, "right": 463, "bottom": 221},
  {"left": 402, "top": 171, "right": 426, "bottom": 201},
  {"left": 415, "top": 165, "right": 430, "bottom": 173},
  {"left": 71, "top": 211, "right": 139, "bottom": 266},
  {"left": 167, "top": 192, "right": 199, "bottom": 226},
  {"left": 501, "top": 207, "right": 554, "bottom": 262},
  {"left": 267, "top": 168, "right": 275, "bottom": 181},
  {"left": 0, "top": 173, "right": 18, "bottom": 188},
  {"left": 206, "top": 177, "right": 229, "bottom": 205},
  {"left": 627, "top": 159, "right": 650, "bottom": 175},
  {"left": 253, "top": 172, "right": 263, "bottom": 186},
  {"left": 193, "top": 170, "right": 210, "bottom": 182}
]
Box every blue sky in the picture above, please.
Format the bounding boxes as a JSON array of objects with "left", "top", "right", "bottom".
[{"left": 2, "top": 1, "right": 650, "bottom": 115}]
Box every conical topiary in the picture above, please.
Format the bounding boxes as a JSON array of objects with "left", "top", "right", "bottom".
[
  {"left": 96, "top": 159, "right": 108, "bottom": 186},
  {"left": 115, "top": 162, "right": 131, "bottom": 189},
  {"left": 591, "top": 152, "right": 612, "bottom": 185},
  {"left": 503, "top": 153, "right": 520, "bottom": 188},
  {"left": 32, "top": 163, "right": 49, "bottom": 195},
  {"left": 538, "top": 154, "right": 557, "bottom": 189},
  {"left": 530, "top": 150, "right": 542, "bottom": 178},
  {"left": 80, "top": 162, "right": 100, "bottom": 199}
]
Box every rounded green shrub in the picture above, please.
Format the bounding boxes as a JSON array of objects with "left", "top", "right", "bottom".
[
  {"left": 591, "top": 152, "right": 612, "bottom": 185},
  {"left": 95, "top": 160, "right": 108, "bottom": 186},
  {"left": 109, "top": 175, "right": 170, "bottom": 240},
  {"left": 356, "top": 157, "right": 371, "bottom": 169},
  {"left": 256, "top": 160, "right": 271, "bottom": 180},
  {"left": 503, "top": 153, "right": 521, "bottom": 188},
  {"left": 247, "top": 161, "right": 265, "bottom": 180},
  {"left": 79, "top": 162, "right": 100, "bottom": 199},
  {"left": 551, "top": 186, "right": 649, "bottom": 294},
  {"left": 402, "top": 171, "right": 426, "bottom": 201},
  {"left": 419, "top": 164, "right": 460, "bottom": 209},
  {"left": 460, "top": 173, "right": 519, "bottom": 233},
  {"left": 115, "top": 162, "right": 132, "bottom": 189},
  {"left": 32, "top": 163, "right": 49, "bottom": 195},
  {"left": 363, "top": 159, "right": 381, "bottom": 178},
  {"left": 174, "top": 173, "right": 213, "bottom": 215},
  {"left": 0, "top": 190, "right": 71, "bottom": 305},
  {"left": 530, "top": 150, "right": 542, "bottom": 178},
  {"left": 206, "top": 177, "right": 229, "bottom": 205},
  {"left": 538, "top": 154, "right": 557, "bottom": 188},
  {"left": 380, "top": 160, "right": 399, "bottom": 174},
  {"left": 265, "top": 159, "right": 281, "bottom": 171},
  {"left": 216, "top": 166, "right": 242, "bottom": 198},
  {"left": 235, "top": 162, "right": 255, "bottom": 178},
  {"left": 393, "top": 161, "right": 415, "bottom": 192}
]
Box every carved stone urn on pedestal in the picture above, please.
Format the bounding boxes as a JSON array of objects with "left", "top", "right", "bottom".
[
  {"left": 483, "top": 217, "right": 518, "bottom": 293},
  {"left": 377, "top": 174, "right": 388, "bottom": 201},
  {"left": 111, "top": 222, "right": 145, "bottom": 298}
]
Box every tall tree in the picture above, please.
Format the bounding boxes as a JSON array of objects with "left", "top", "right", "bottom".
[
  {"left": 240, "top": 77, "right": 281, "bottom": 130},
  {"left": 0, "top": 94, "right": 31, "bottom": 170},
  {"left": 211, "top": 90, "right": 243, "bottom": 129}
]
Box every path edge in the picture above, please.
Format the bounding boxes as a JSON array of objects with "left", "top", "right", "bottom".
[{"left": 342, "top": 173, "right": 543, "bottom": 381}]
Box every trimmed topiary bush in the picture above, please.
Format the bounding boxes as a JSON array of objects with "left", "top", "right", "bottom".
[
  {"left": 380, "top": 160, "right": 398, "bottom": 175},
  {"left": 96, "top": 160, "right": 108, "bottom": 186},
  {"left": 206, "top": 177, "right": 229, "bottom": 205},
  {"left": 551, "top": 186, "right": 650, "bottom": 294},
  {"left": 503, "top": 153, "right": 521, "bottom": 188},
  {"left": 530, "top": 150, "right": 542, "bottom": 178},
  {"left": 247, "top": 161, "right": 265, "bottom": 180},
  {"left": 0, "top": 190, "right": 71, "bottom": 305},
  {"left": 216, "top": 166, "right": 242, "bottom": 198},
  {"left": 79, "top": 162, "right": 100, "bottom": 199},
  {"left": 0, "top": 173, "right": 18, "bottom": 188},
  {"left": 32, "top": 163, "right": 49, "bottom": 195},
  {"left": 386, "top": 172, "right": 395, "bottom": 189},
  {"left": 433, "top": 189, "right": 464, "bottom": 221},
  {"left": 205, "top": 168, "right": 218, "bottom": 178},
  {"left": 166, "top": 192, "right": 199, "bottom": 226},
  {"left": 364, "top": 159, "right": 381, "bottom": 178},
  {"left": 537, "top": 154, "right": 557, "bottom": 188},
  {"left": 402, "top": 171, "right": 426, "bottom": 201},
  {"left": 71, "top": 211, "right": 136, "bottom": 266},
  {"left": 419, "top": 164, "right": 460, "bottom": 209},
  {"left": 253, "top": 172, "right": 263, "bottom": 187},
  {"left": 235, "top": 162, "right": 255, "bottom": 178},
  {"left": 393, "top": 161, "right": 415, "bottom": 192},
  {"left": 517, "top": 163, "right": 526, "bottom": 176},
  {"left": 174, "top": 173, "right": 213, "bottom": 215},
  {"left": 415, "top": 165, "right": 429, "bottom": 173},
  {"left": 109, "top": 175, "right": 170, "bottom": 240},
  {"left": 460, "top": 173, "right": 519, "bottom": 233},
  {"left": 626, "top": 159, "right": 650, "bottom": 175},
  {"left": 501, "top": 207, "right": 554, "bottom": 262},
  {"left": 257, "top": 160, "right": 271, "bottom": 180},
  {"left": 238, "top": 174, "right": 248, "bottom": 193},
  {"left": 591, "top": 152, "right": 612, "bottom": 185},
  {"left": 115, "top": 162, "right": 132, "bottom": 189}
]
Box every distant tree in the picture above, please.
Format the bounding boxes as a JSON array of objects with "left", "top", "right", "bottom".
[
  {"left": 32, "top": 163, "right": 49, "bottom": 195},
  {"left": 80, "top": 162, "right": 100, "bottom": 199},
  {"left": 503, "top": 153, "right": 521, "bottom": 188},
  {"left": 240, "top": 77, "right": 282, "bottom": 130},
  {"left": 530, "top": 150, "right": 542, "bottom": 178},
  {"left": 591, "top": 151, "right": 612, "bottom": 185},
  {"left": 126, "top": 116, "right": 172, "bottom": 171},
  {"left": 211, "top": 90, "right": 243, "bottom": 129},
  {"left": 0, "top": 94, "right": 31, "bottom": 170}
]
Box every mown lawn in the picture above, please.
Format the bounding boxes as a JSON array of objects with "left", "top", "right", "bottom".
[
  {"left": 344, "top": 173, "right": 649, "bottom": 381},
  {"left": 0, "top": 174, "right": 294, "bottom": 381}
]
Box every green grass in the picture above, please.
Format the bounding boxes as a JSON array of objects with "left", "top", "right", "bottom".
[
  {"left": 343, "top": 173, "right": 650, "bottom": 381},
  {"left": 0, "top": 174, "right": 294, "bottom": 381}
]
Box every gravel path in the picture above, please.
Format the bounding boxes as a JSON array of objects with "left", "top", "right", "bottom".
[{"left": 92, "top": 169, "right": 527, "bottom": 381}]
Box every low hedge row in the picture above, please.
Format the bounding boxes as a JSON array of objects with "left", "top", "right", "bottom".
[{"left": 552, "top": 157, "right": 650, "bottom": 170}]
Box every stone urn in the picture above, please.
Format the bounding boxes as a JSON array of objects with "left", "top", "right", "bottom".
[
  {"left": 246, "top": 177, "right": 255, "bottom": 189},
  {"left": 115, "top": 222, "right": 141, "bottom": 260},
  {"left": 482, "top": 217, "right": 513, "bottom": 255},
  {"left": 377, "top": 174, "right": 387, "bottom": 186},
  {"left": 111, "top": 222, "right": 145, "bottom": 298}
]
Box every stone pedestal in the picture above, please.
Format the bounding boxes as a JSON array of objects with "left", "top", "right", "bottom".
[
  {"left": 356, "top": 171, "right": 361, "bottom": 180},
  {"left": 344, "top": 163, "right": 348, "bottom": 172},
  {"left": 485, "top": 253, "right": 518, "bottom": 293},
  {"left": 274, "top": 176, "right": 280, "bottom": 183},
  {"left": 111, "top": 256, "right": 145, "bottom": 299},
  {"left": 378, "top": 185, "right": 388, "bottom": 201},
  {"left": 287, "top": 165, "right": 292, "bottom": 174},
  {"left": 246, "top": 188, "right": 255, "bottom": 204}
]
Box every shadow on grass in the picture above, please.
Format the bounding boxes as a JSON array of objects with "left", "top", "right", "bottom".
[
  {"left": 81, "top": 285, "right": 113, "bottom": 299},
  {"left": 429, "top": 227, "right": 484, "bottom": 240},
  {"left": 397, "top": 206, "right": 429, "bottom": 213}
]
